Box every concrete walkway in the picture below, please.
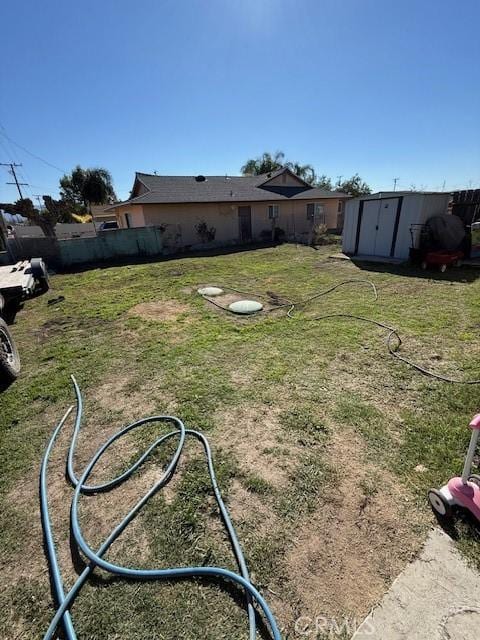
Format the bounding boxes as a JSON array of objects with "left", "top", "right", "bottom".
[{"left": 353, "top": 529, "right": 480, "bottom": 639}]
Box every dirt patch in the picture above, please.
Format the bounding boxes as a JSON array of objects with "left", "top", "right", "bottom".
[
  {"left": 325, "top": 346, "right": 425, "bottom": 418},
  {"left": 180, "top": 286, "right": 194, "bottom": 295},
  {"left": 91, "top": 373, "right": 176, "bottom": 422},
  {"left": 213, "top": 404, "right": 300, "bottom": 488},
  {"left": 283, "top": 431, "right": 427, "bottom": 626},
  {"left": 5, "top": 411, "right": 176, "bottom": 590},
  {"left": 198, "top": 286, "right": 276, "bottom": 315},
  {"left": 228, "top": 479, "right": 279, "bottom": 537},
  {"left": 128, "top": 300, "right": 190, "bottom": 322},
  {"left": 34, "top": 317, "right": 110, "bottom": 343}
]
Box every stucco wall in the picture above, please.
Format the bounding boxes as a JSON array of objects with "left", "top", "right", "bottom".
[
  {"left": 116, "top": 205, "right": 146, "bottom": 229},
  {"left": 113, "top": 198, "right": 345, "bottom": 250}
]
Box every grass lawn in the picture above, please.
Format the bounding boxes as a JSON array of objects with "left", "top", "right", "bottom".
[{"left": 1, "top": 243, "right": 480, "bottom": 639}]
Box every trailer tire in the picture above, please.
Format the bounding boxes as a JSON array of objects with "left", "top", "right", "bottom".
[
  {"left": 30, "top": 258, "right": 50, "bottom": 294},
  {"left": 0, "top": 317, "right": 21, "bottom": 383}
]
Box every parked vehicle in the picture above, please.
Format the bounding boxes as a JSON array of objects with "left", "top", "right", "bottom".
[
  {"left": 99, "top": 221, "right": 118, "bottom": 231},
  {"left": 0, "top": 258, "right": 49, "bottom": 383}
]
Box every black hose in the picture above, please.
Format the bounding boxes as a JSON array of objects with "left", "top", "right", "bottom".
[
  {"left": 201, "top": 279, "right": 480, "bottom": 384},
  {"left": 311, "top": 313, "right": 480, "bottom": 384}
]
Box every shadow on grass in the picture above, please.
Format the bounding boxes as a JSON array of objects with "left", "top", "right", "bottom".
[
  {"left": 350, "top": 259, "right": 480, "bottom": 283},
  {"left": 431, "top": 505, "right": 480, "bottom": 549},
  {"left": 55, "top": 241, "right": 286, "bottom": 275}
]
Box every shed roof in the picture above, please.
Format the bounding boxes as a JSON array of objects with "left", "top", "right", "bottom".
[{"left": 354, "top": 191, "right": 452, "bottom": 200}]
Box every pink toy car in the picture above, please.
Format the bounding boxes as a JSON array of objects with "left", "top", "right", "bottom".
[{"left": 428, "top": 414, "right": 480, "bottom": 521}]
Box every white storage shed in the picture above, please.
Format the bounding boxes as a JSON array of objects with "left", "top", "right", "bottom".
[{"left": 342, "top": 192, "right": 451, "bottom": 261}]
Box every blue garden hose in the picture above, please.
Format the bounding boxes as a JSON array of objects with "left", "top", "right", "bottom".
[{"left": 40, "top": 376, "right": 281, "bottom": 639}]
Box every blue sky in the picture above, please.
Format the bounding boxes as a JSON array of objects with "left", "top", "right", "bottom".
[{"left": 1, "top": 0, "right": 479, "bottom": 203}]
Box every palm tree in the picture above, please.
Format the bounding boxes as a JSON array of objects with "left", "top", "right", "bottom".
[
  {"left": 285, "top": 162, "right": 316, "bottom": 185},
  {"left": 241, "top": 151, "right": 285, "bottom": 175},
  {"left": 241, "top": 152, "right": 317, "bottom": 185}
]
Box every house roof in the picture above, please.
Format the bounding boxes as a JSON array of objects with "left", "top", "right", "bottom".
[{"left": 106, "top": 169, "right": 350, "bottom": 209}]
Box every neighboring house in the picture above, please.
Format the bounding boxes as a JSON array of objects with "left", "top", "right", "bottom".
[
  {"left": 106, "top": 168, "right": 350, "bottom": 250},
  {"left": 90, "top": 204, "right": 117, "bottom": 227}
]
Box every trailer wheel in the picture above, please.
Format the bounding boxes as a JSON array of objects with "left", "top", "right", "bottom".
[
  {"left": 30, "top": 258, "right": 49, "bottom": 294},
  {"left": 0, "top": 317, "right": 21, "bottom": 383},
  {"left": 427, "top": 488, "right": 452, "bottom": 519}
]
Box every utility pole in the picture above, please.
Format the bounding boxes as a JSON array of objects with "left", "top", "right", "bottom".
[
  {"left": 0, "top": 162, "right": 28, "bottom": 199},
  {"left": 393, "top": 177, "right": 399, "bottom": 192},
  {"left": 33, "top": 194, "right": 44, "bottom": 209}
]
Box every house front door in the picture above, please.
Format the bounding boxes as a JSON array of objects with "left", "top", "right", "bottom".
[{"left": 238, "top": 206, "right": 252, "bottom": 241}]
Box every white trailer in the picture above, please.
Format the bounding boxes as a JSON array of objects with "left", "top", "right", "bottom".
[
  {"left": 0, "top": 259, "right": 49, "bottom": 384},
  {"left": 342, "top": 192, "right": 451, "bottom": 261}
]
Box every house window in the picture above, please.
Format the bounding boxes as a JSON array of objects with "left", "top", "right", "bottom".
[
  {"left": 124, "top": 212, "right": 132, "bottom": 228},
  {"left": 268, "top": 204, "right": 279, "bottom": 219},
  {"left": 307, "top": 203, "right": 325, "bottom": 224}
]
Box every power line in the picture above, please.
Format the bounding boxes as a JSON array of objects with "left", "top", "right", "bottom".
[{"left": 0, "top": 123, "right": 66, "bottom": 174}]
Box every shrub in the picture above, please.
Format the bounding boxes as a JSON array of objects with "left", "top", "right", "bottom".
[
  {"left": 311, "top": 223, "right": 339, "bottom": 246},
  {"left": 195, "top": 220, "right": 216, "bottom": 243}
]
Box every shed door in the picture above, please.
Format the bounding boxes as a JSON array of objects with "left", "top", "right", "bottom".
[
  {"left": 357, "top": 198, "right": 399, "bottom": 257},
  {"left": 357, "top": 200, "right": 380, "bottom": 255},
  {"left": 374, "top": 198, "right": 398, "bottom": 256}
]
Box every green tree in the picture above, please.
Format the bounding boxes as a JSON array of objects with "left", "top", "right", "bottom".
[
  {"left": 314, "top": 174, "right": 333, "bottom": 190},
  {"left": 335, "top": 174, "right": 371, "bottom": 197},
  {"left": 60, "top": 166, "right": 116, "bottom": 211},
  {"left": 241, "top": 151, "right": 285, "bottom": 176},
  {"left": 241, "top": 152, "right": 325, "bottom": 187}
]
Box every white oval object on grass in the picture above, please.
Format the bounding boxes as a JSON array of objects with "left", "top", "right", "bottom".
[
  {"left": 228, "top": 300, "right": 263, "bottom": 315},
  {"left": 198, "top": 287, "right": 224, "bottom": 297}
]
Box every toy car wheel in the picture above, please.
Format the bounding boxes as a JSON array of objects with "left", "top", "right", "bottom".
[
  {"left": 421, "top": 261, "right": 428, "bottom": 270},
  {"left": 0, "top": 317, "right": 21, "bottom": 383},
  {"left": 468, "top": 474, "right": 480, "bottom": 488},
  {"left": 30, "top": 258, "right": 49, "bottom": 294},
  {"left": 428, "top": 488, "right": 452, "bottom": 518}
]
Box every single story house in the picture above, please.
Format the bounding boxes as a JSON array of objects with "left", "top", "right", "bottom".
[{"left": 106, "top": 168, "right": 350, "bottom": 251}]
